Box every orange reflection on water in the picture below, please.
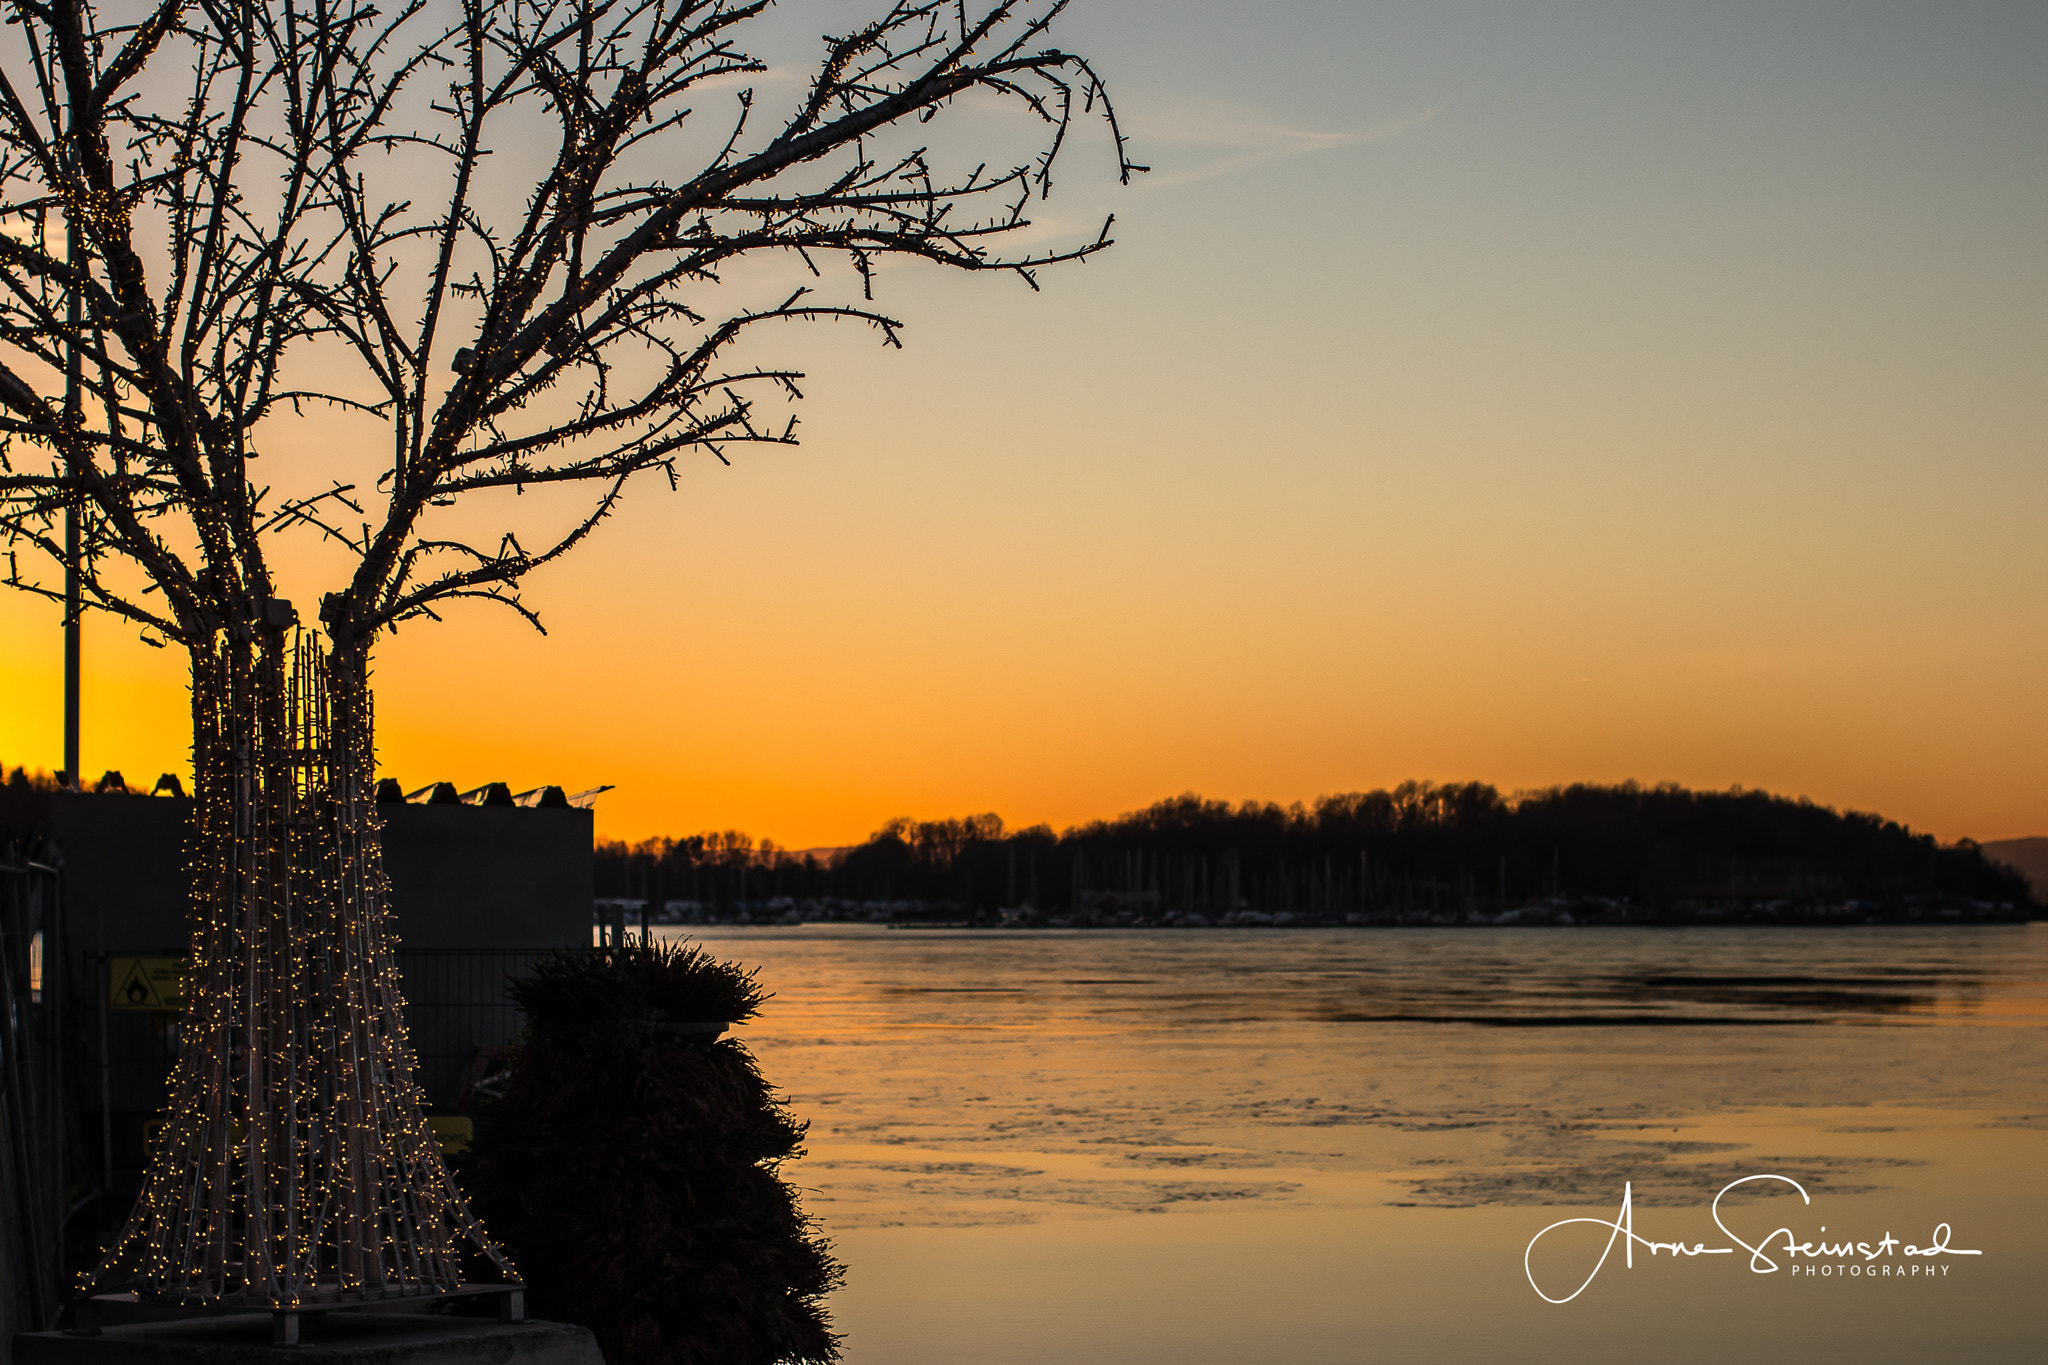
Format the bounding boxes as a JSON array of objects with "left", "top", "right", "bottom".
[{"left": 678, "top": 924, "right": 2048, "bottom": 1365}]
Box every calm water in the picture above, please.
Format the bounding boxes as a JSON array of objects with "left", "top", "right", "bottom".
[{"left": 673, "top": 925, "right": 2048, "bottom": 1364}]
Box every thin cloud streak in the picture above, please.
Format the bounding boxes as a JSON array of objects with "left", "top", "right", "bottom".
[{"left": 1129, "top": 101, "right": 1441, "bottom": 188}]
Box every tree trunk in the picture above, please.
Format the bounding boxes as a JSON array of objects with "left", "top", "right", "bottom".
[{"left": 91, "top": 630, "right": 510, "bottom": 1305}]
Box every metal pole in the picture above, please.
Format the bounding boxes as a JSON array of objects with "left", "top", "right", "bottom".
[
  {"left": 45, "top": 866, "right": 64, "bottom": 1304},
  {"left": 643, "top": 860, "right": 657, "bottom": 944},
  {"left": 64, "top": 221, "right": 82, "bottom": 789},
  {"left": 98, "top": 952, "right": 113, "bottom": 1194},
  {"left": 63, "top": 514, "right": 79, "bottom": 786}
]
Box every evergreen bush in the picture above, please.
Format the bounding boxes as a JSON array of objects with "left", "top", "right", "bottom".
[{"left": 463, "top": 942, "right": 842, "bottom": 1365}]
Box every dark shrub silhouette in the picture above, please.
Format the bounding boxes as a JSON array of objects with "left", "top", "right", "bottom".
[{"left": 464, "top": 943, "right": 841, "bottom": 1365}]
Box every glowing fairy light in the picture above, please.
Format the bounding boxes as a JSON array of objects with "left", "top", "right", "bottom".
[{"left": 86, "top": 629, "right": 515, "bottom": 1307}]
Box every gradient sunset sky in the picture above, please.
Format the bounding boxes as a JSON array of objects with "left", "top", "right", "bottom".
[{"left": 3, "top": 0, "right": 2043, "bottom": 848}]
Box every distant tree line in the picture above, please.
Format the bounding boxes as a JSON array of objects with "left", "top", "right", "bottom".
[{"left": 594, "top": 782, "right": 2036, "bottom": 924}]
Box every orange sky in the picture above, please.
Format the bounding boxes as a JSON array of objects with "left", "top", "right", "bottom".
[{"left": 3, "top": 3, "right": 2045, "bottom": 848}]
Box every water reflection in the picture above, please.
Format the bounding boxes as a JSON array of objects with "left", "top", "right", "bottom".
[{"left": 675, "top": 925, "right": 2048, "bottom": 1364}]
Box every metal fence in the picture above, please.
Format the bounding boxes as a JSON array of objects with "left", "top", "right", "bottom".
[
  {"left": 93, "top": 946, "right": 552, "bottom": 1122},
  {"left": 2, "top": 837, "right": 65, "bottom": 1340},
  {"left": 1, "top": 923, "right": 558, "bottom": 1348},
  {"left": 395, "top": 948, "right": 550, "bottom": 1109}
]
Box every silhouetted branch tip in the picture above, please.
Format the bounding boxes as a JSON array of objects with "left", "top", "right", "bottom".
[{"left": 2, "top": 0, "right": 1131, "bottom": 643}]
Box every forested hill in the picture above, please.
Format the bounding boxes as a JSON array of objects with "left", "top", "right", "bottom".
[
  {"left": 1982, "top": 838, "right": 2048, "bottom": 903},
  {"left": 595, "top": 782, "right": 2037, "bottom": 926}
]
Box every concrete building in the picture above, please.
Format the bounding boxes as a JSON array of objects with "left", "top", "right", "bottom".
[{"left": 25, "top": 786, "right": 591, "bottom": 956}]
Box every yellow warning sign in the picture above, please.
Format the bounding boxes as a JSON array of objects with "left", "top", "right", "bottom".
[
  {"left": 110, "top": 956, "right": 186, "bottom": 1012},
  {"left": 427, "top": 1116, "right": 474, "bottom": 1156}
]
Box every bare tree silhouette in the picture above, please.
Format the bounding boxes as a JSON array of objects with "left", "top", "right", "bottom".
[{"left": 0, "top": 0, "right": 1132, "bottom": 1308}]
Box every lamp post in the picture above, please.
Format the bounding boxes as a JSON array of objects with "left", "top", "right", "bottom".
[
  {"left": 63, "top": 496, "right": 79, "bottom": 786},
  {"left": 63, "top": 219, "right": 80, "bottom": 790}
]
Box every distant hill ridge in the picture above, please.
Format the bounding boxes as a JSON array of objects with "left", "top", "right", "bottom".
[
  {"left": 597, "top": 781, "right": 2039, "bottom": 923},
  {"left": 1982, "top": 838, "right": 2048, "bottom": 901}
]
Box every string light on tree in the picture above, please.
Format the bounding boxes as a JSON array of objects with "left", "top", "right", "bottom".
[{"left": 0, "top": 0, "right": 1131, "bottom": 1311}]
